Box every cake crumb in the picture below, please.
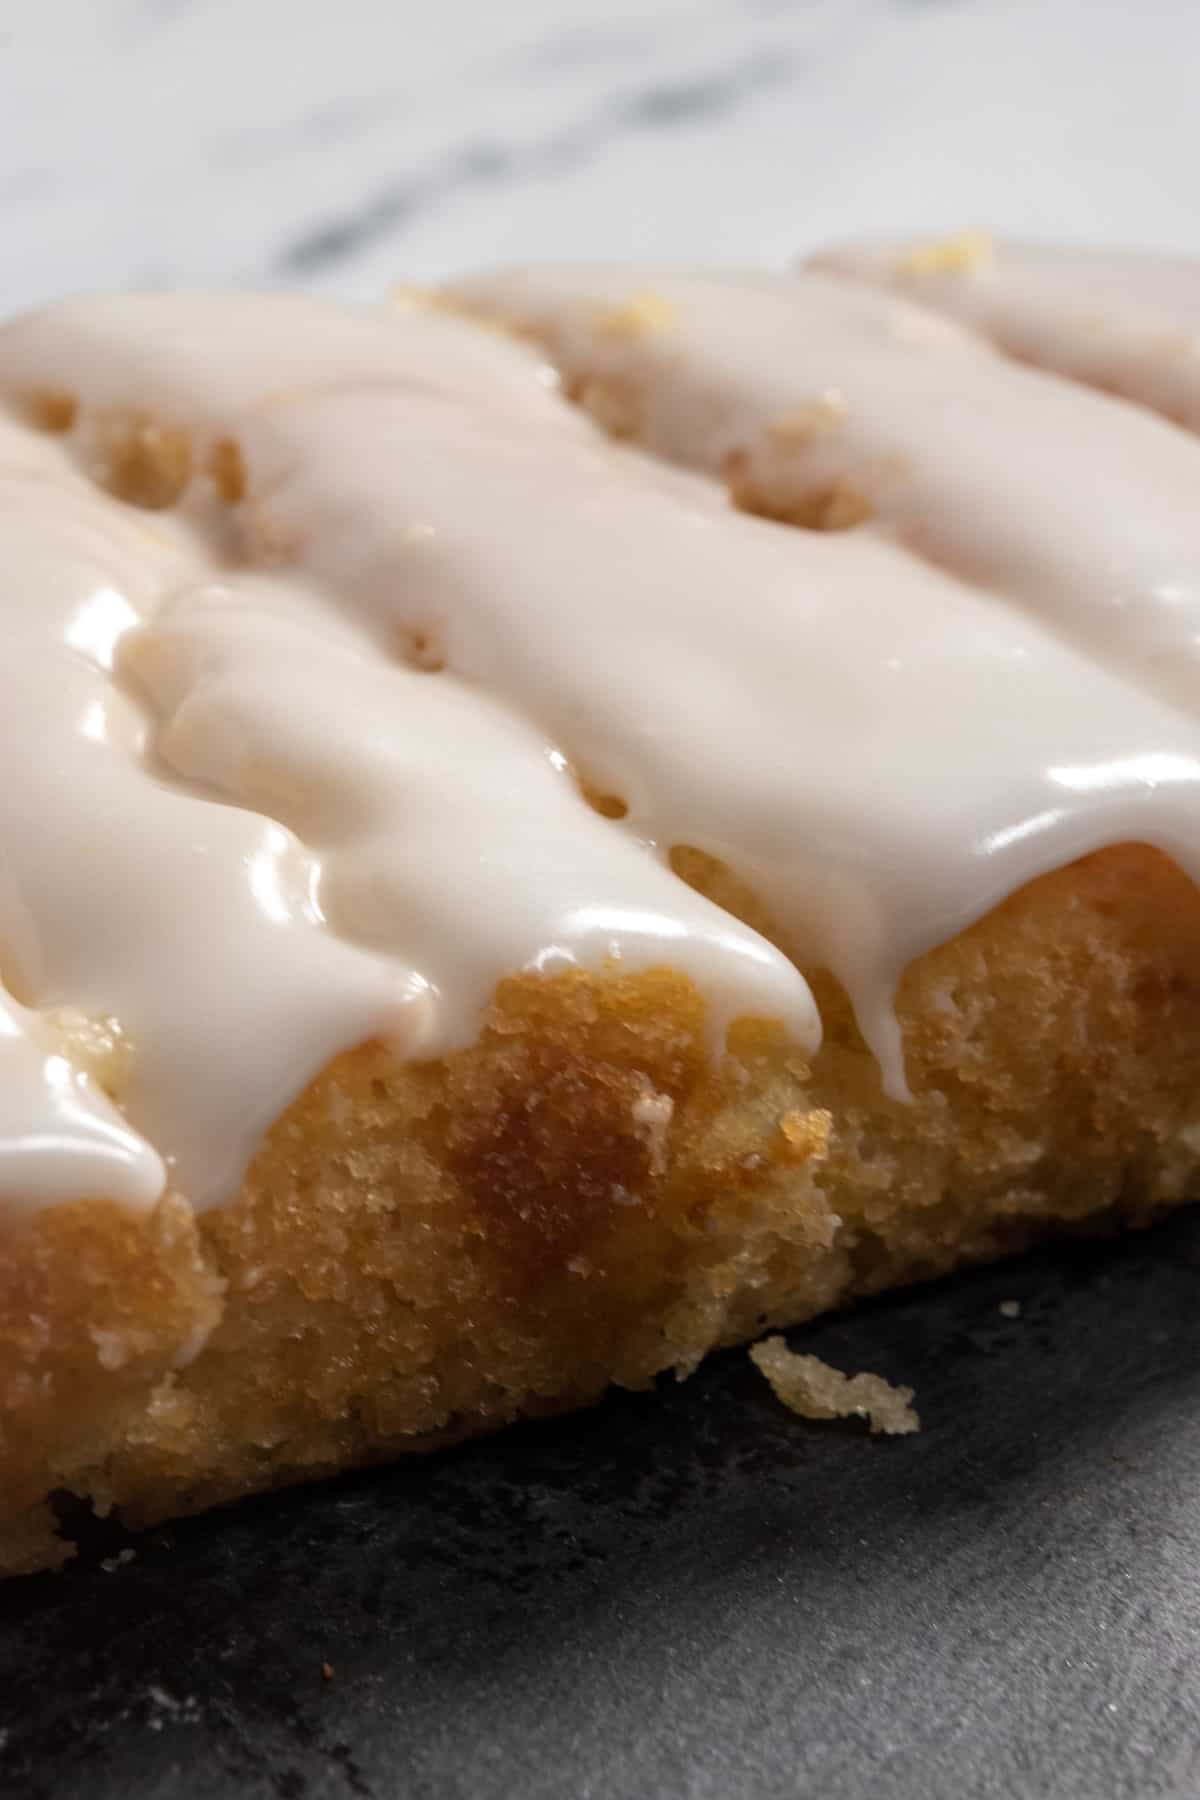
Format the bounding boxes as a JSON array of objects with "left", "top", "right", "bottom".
[
  {"left": 768, "top": 388, "right": 848, "bottom": 448},
  {"left": 90, "top": 1326, "right": 133, "bottom": 1372},
  {"left": 998, "top": 1299, "right": 1022, "bottom": 1319},
  {"left": 593, "top": 289, "right": 677, "bottom": 339},
  {"left": 750, "top": 1336, "right": 919, "bottom": 1435},
  {"left": 727, "top": 454, "right": 873, "bottom": 533},
  {"left": 897, "top": 230, "right": 994, "bottom": 278},
  {"left": 776, "top": 1108, "right": 832, "bottom": 1167},
  {"left": 321, "top": 1662, "right": 335, "bottom": 1682},
  {"left": 631, "top": 1082, "right": 674, "bottom": 1176},
  {"left": 389, "top": 283, "right": 435, "bottom": 311}
]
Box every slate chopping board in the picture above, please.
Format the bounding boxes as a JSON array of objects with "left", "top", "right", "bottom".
[{"left": 4, "top": 1211, "right": 1200, "bottom": 1799}]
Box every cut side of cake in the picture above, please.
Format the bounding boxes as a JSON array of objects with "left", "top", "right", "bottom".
[{"left": 4, "top": 245, "right": 1200, "bottom": 1576}]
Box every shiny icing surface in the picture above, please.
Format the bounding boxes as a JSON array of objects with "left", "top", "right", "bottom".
[
  {"left": 449, "top": 264, "right": 1200, "bottom": 717},
  {"left": 807, "top": 237, "right": 1200, "bottom": 434},
  {"left": 0, "top": 989, "right": 164, "bottom": 1215},
  {"left": 2, "top": 255, "right": 1200, "bottom": 1217}
]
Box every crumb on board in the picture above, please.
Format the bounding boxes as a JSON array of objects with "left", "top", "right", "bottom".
[
  {"left": 321, "top": 1662, "right": 335, "bottom": 1682},
  {"left": 749, "top": 1336, "right": 919, "bottom": 1435},
  {"left": 100, "top": 1547, "right": 136, "bottom": 1573},
  {"left": 897, "top": 230, "right": 994, "bottom": 278},
  {"left": 999, "top": 1299, "right": 1022, "bottom": 1319}
]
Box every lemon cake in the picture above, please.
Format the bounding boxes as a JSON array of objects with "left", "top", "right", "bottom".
[{"left": 4, "top": 242, "right": 1200, "bottom": 1576}]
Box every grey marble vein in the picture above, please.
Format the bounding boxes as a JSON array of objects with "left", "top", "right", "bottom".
[
  {"left": 514, "top": 20, "right": 659, "bottom": 75},
  {"left": 123, "top": 0, "right": 201, "bottom": 33},
  {"left": 277, "top": 46, "right": 803, "bottom": 276}
]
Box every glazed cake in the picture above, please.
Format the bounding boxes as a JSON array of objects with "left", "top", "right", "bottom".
[{"left": 4, "top": 238, "right": 1200, "bottom": 1576}]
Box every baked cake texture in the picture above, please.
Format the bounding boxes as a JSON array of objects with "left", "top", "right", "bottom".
[{"left": 4, "top": 239, "right": 1200, "bottom": 1575}]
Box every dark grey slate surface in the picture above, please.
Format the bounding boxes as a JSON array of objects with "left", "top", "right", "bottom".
[{"left": 4, "top": 1212, "right": 1200, "bottom": 1799}]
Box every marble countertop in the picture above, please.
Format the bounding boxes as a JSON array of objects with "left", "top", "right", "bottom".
[{"left": 1, "top": 0, "right": 1197, "bottom": 313}]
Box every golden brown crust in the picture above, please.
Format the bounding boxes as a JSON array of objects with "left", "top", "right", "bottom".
[{"left": 5, "top": 843, "right": 1200, "bottom": 1575}]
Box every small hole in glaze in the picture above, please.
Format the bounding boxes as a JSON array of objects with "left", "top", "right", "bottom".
[
  {"left": 90, "top": 412, "right": 194, "bottom": 511},
  {"left": 208, "top": 436, "right": 247, "bottom": 504},
  {"left": 579, "top": 783, "right": 629, "bottom": 820},
  {"left": 20, "top": 386, "right": 78, "bottom": 434},
  {"left": 395, "top": 626, "right": 446, "bottom": 673},
  {"left": 724, "top": 448, "right": 873, "bottom": 533}
]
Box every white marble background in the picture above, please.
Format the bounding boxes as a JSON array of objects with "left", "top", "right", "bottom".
[{"left": 0, "top": 0, "right": 1197, "bottom": 313}]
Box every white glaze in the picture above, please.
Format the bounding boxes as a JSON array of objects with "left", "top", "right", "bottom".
[
  {"left": 0, "top": 989, "right": 164, "bottom": 1215},
  {"left": 2, "top": 264, "right": 1200, "bottom": 1218},
  {"left": 448, "top": 265, "right": 1200, "bottom": 717},
  {"left": 808, "top": 238, "right": 1200, "bottom": 433},
  {"left": 0, "top": 299, "right": 815, "bottom": 1214}
]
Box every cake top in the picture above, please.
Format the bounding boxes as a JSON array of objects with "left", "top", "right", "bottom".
[{"left": 2, "top": 242, "right": 1200, "bottom": 1217}]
